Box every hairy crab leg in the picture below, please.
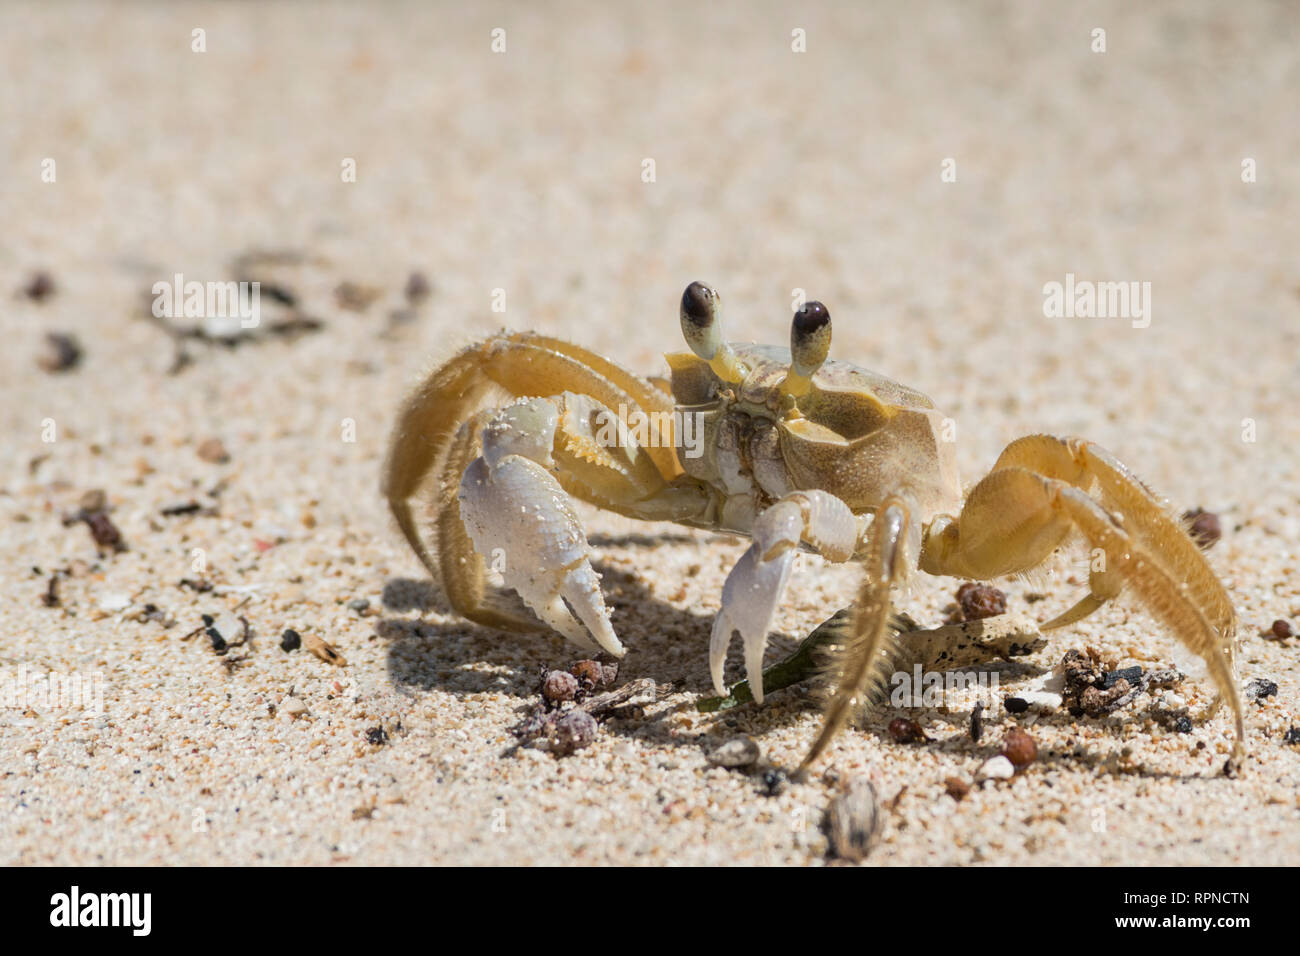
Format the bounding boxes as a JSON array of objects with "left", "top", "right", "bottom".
[
  {"left": 383, "top": 332, "right": 691, "bottom": 631},
  {"left": 919, "top": 437, "right": 1244, "bottom": 765},
  {"left": 799, "top": 497, "right": 915, "bottom": 773}
]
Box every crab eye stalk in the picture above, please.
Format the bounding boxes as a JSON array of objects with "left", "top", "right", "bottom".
[
  {"left": 782, "top": 300, "right": 831, "bottom": 398},
  {"left": 680, "top": 281, "right": 745, "bottom": 381}
]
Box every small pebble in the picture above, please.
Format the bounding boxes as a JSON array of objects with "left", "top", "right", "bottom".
[
  {"left": 541, "top": 670, "right": 579, "bottom": 705},
  {"left": 282, "top": 697, "right": 308, "bottom": 718},
  {"left": 1000, "top": 728, "right": 1038, "bottom": 769},
  {"left": 1017, "top": 690, "right": 1064, "bottom": 710},
  {"left": 708, "top": 735, "right": 761, "bottom": 769},
  {"left": 280, "top": 628, "right": 301, "bottom": 651},
  {"left": 1245, "top": 678, "right": 1278, "bottom": 702},
  {"left": 550, "top": 709, "right": 598, "bottom": 756},
  {"left": 23, "top": 270, "right": 55, "bottom": 301},
  {"left": 1266, "top": 619, "right": 1293, "bottom": 641},
  {"left": 762, "top": 768, "right": 788, "bottom": 796},
  {"left": 346, "top": 598, "right": 370, "bottom": 614},
  {"left": 1182, "top": 508, "right": 1221, "bottom": 549},
  {"left": 1174, "top": 716, "right": 1193, "bottom": 734},
  {"left": 824, "top": 777, "right": 882, "bottom": 862},
  {"left": 334, "top": 280, "right": 382, "bottom": 312},
  {"left": 365, "top": 726, "right": 388, "bottom": 746},
  {"left": 888, "top": 717, "right": 927, "bottom": 743},
  {"left": 956, "top": 582, "right": 1007, "bottom": 620},
  {"left": 1283, "top": 727, "right": 1300, "bottom": 746},
  {"left": 570, "top": 660, "right": 605, "bottom": 687},
  {"left": 302, "top": 631, "right": 346, "bottom": 666},
  {"left": 37, "top": 333, "right": 82, "bottom": 373},
  {"left": 1004, "top": 697, "right": 1029, "bottom": 714},
  {"left": 944, "top": 776, "right": 971, "bottom": 801},
  {"left": 975, "top": 754, "right": 1015, "bottom": 783},
  {"left": 206, "top": 612, "right": 247, "bottom": 648},
  {"left": 405, "top": 271, "right": 431, "bottom": 304},
  {"left": 84, "top": 512, "right": 123, "bottom": 551},
  {"left": 196, "top": 438, "right": 230, "bottom": 464},
  {"left": 98, "top": 592, "right": 131, "bottom": 613}
]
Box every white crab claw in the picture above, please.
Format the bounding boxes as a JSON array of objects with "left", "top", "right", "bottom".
[
  {"left": 459, "top": 454, "right": 625, "bottom": 657},
  {"left": 710, "top": 500, "right": 804, "bottom": 702}
]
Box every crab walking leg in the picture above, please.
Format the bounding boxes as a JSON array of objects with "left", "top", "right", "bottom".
[
  {"left": 457, "top": 397, "right": 625, "bottom": 656},
  {"left": 920, "top": 465, "right": 1244, "bottom": 760},
  {"left": 799, "top": 497, "right": 915, "bottom": 773},
  {"left": 710, "top": 490, "right": 860, "bottom": 702},
  {"left": 383, "top": 331, "right": 684, "bottom": 586},
  {"left": 987, "top": 435, "right": 1235, "bottom": 638}
]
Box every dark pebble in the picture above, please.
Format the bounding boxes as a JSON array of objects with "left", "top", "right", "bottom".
[
  {"left": 1182, "top": 508, "right": 1221, "bottom": 549},
  {"left": 365, "top": 726, "right": 388, "bottom": 746},
  {"left": 763, "top": 769, "right": 788, "bottom": 797},
  {"left": 956, "top": 582, "right": 1007, "bottom": 620},
  {"left": 550, "top": 709, "right": 598, "bottom": 755},
  {"left": 1268, "top": 619, "right": 1293, "bottom": 640},
  {"left": 1174, "top": 716, "right": 1193, "bottom": 734},
  {"left": 1283, "top": 727, "right": 1300, "bottom": 746},
  {"left": 38, "top": 332, "right": 82, "bottom": 373},
  {"left": 888, "top": 717, "right": 926, "bottom": 743},
  {"left": 1004, "top": 697, "right": 1029, "bottom": 714},
  {"left": 405, "top": 271, "right": 431, "bottom": 304},
  {"left": 79, "top": 511, "right": 124, "bottom": 551},
  {"left": 280, "top": 628, "right": 301, "bottom": 652},
  {"left": 570, "top": 660, "right": 605, "bottom": 688},
  {"left": 23, "top": 271, "right": 56, "bottom": 301},
  {"left": 541, "top": 670, "right": 579, "bottom": 705},
  {"left": 1001, "top": 728, "right": 1038, "bottom": 768},
  {"left": 1245, "top": 678, "right": 1278, "bottom": 702}
]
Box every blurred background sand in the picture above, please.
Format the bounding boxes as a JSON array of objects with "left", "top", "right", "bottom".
[{"left": 1, "top": 0, "right": 1297, "bottom": 865}]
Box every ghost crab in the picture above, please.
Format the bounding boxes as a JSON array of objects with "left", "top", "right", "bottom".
[{"left": 383, "top": 282, "right": 1243, "bottom": 771}]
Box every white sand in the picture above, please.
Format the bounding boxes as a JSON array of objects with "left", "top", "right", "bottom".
[{"left": 2, "top": 0, "right": 1298, "bottom": 865}]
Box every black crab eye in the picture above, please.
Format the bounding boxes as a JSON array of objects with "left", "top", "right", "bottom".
[
  {"left": 680, "top": 281, "right": 718, "bottom": 328},
  {"left": 680, "top": 281, "right": 722, "bottom": 359},
  {"left": 790, "top": 300, "right": 831, "bottom": 379}
]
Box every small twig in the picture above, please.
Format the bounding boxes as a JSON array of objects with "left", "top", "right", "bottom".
[{"left": 582, "top": 678, "right": 657, "bottom": 717}]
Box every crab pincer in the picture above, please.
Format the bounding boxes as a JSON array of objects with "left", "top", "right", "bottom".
[
  {"left": 711, "top": 490, "right": 858, "bottom": 702},
  {"left": 457, "top": 398, "right": 625, "bottom": 657}
]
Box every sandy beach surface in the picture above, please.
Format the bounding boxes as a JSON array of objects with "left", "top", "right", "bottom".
[{"left": 2, "top": 1, "right": 1298, "bottom": 866}]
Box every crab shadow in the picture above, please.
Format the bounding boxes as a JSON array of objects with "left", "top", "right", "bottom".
[
  {"left": 375, "top": 559, "right": 826, "bottom": 753},
  {"left": 376, "top": 573, "right": 1209, "bottom": 778}
]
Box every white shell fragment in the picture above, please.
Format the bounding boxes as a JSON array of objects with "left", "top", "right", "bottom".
[
  {"left": 1016, "top": 690, "right": 1063, "bottom": 711},
  {"left": 975, "top": 755, "right": 1015, "bottom": 783},
  {"left": 707, "top": 735, "right": 761, "bottom": 768},
  {"left": 825, "top": 777, "right": 883, "bottom": 862}
]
